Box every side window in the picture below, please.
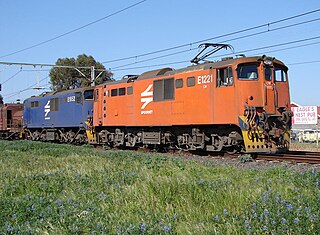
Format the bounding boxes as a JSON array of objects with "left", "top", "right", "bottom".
[
  {"left": 75, "top": 92, "right": 82, "bottom": 104},
  {"left": 274, "top": 67, "right": 287, "bottom": 82},
  {"left": 153, "top": 78, "right": 175, "bottom": 102},
  {"left": 50, "top": 98, "right": 59, "bottom": 111},
  {"left": 153, "top": 79, "right": 164, "bottom": 102},
  {"left": 84, "top": 89, "right": 94, "bottom": 100},
  {"left": 31, "top": 101, "right": 39, "bottom": 108},
  {"left": 237, "top": 64, "right": 259, "bottom": 80},
  {"left": 164, "top": 78, "right": 174, "bottom": 99},
  {"left": 127, "top": 86, "right": 133, "bottom": 95},
  {"left": 175, "top": 79, "right": 183, "bottom": 88},
  {"left": 216, "top": 67, "right": 233, "bottom": 87},
  {"left": 264, "top": 66, "right": 272, "bottom": 81},
  {"left": 187, "top": 77, "right": 195, "bottom": 87},
  {"left": 111, "top": 89, "right": 118, "bottom": 97},
  {"left": 119, "top": 87, "right": 126, "bottom": 96}
]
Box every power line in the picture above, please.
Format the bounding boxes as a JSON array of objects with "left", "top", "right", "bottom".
[
  {"left": 103, "top": 8, "right": 320, "bottom": 64},
  {"left": 0, "top": 0, "right": 147, "bottom": 59},
  {"left": 111, "top": 36, "right": 320, "bottom": 71},
  {"left": 109, "top": 17, "right": 320, "bottom": 70},
  {"left": 4, "top": 76, "right": 50, "bottom": 99},
  {"left": 288, "top": 60, "right": 320, "bottom": 65},
  {"left": 2, "top": 69, "right": 22, "bottom": 84}
]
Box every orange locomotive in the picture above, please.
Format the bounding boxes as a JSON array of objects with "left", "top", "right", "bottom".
[{"left": 89, "top": 50, "right": 292, "bottom": 153}]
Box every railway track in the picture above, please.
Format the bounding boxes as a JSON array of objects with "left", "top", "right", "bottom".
[
  {"left": 95, "top": 145, "right": 320, "bottom": 165},
  {"left": 256, "top": 150, "right": 320, "bottom": 164}
]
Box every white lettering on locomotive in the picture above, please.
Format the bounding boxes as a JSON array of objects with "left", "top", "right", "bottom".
[
  {"left": 197, "top": 75, "right": 213, "bottom": 85},
  {"left": 67, "top": 96, "right": 75, "bottom": 102},
  {"left": 44, "top": 100, "right": 50, "bottom": 120},
  {"left": 140, "top": 84, "right": 153, "bottom": 115}
]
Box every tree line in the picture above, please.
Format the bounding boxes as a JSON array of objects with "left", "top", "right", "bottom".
[
  {"left": 0, "top": 54, "right": 113, "bottom": 104},
  {"left": 49, "top": 54, "right": 113, "bottom": 91}
]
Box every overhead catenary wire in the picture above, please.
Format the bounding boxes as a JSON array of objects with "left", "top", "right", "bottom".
[
  {"left": 109, "top": 17, "right": 320, "bottom": 70},
  {"left": 4, "top": 76, "right": 50, "bottom": 99},
  {"left": 4, "top": 41, "right": 320, "bottom": 101},
  {"left": 103, "top": 8, "right": 320, "bottom": 64},
  {"left": 287, "top": 60, "right": 320, "bottom": 65},
  {"left": 111, "top": 36, "right": 320, "bottom": 71},
  {"left": 2, "top": 69, "right": 22, "bottom": 84},
  {"left": 0, "top": 0, "right": 147, "bottom": 59},
  {"left": 2, "top": 8, "right": 320, "bottom": 101}
]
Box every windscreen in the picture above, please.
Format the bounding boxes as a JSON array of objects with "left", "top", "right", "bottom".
[{"left": 237, "top": 64, "right": 259, "bottom": 80}]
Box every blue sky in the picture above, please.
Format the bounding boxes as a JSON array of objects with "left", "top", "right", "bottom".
[{"left": 0, "top": 0, "right": 320, "bottom": 105}]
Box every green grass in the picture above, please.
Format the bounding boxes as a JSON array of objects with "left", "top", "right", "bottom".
[{"left": 1, "top": 141, "right": 320, "bottom": 234}]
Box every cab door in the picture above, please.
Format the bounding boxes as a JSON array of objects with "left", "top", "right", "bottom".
[
  {"left": 213, "top": 66, "right": 236, "bottom": 123},
  {"left": 274, "top": 66, "right": 290, "bottom": 108},
  {"left": 264, "top": 65, "right": 276, "bottom": 114},
  {"left": 93, "top": 86, "right": 103, "bottom": 126}
]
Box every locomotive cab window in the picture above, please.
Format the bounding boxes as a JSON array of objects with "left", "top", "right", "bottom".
[
  {"left": 264, "top": 66, "right": 272, "bottom": 81},
  {"left": 153, "top": 78, "right": 175, "bottom": 102},
  {"left": 237, "top": 64, "right": 258, "bottom": 80},
  {"left": 187, "top": 77, "right": 195, "bottom": 87},
  {"left": 30, "top": 101, "right": 39, "bottom": 108},
  {"left": 75, "top": 92, "right": 82, "bottom": 104},
  {"left": 111, "top": 89, "right": 118, "bottom": 97},
  {"left": 84, "top": 89, "right": 94, "bottom": 100},
  {"left": 127, "top": 86, "right": 133, "bottom": 95},
  {"left": 274, "top": 66, "right": 287, "bottom": 82},
  {"left": 216, "top": 67, "right": 233, "bottom": 87},
  {"left": 119, "top": 87, "right": 126, "bottom": 96},
  {"left": 175, "top": 78, "right": 183, "bottom": 88}
]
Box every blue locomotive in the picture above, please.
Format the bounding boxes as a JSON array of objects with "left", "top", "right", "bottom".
[{"left": 23, "top": 87, "right": 94, "bottom": 143}]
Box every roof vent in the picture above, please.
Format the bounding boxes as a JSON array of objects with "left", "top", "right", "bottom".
[
  {"left": 221, "top": 57, "right": 233, "bottom": 61},
  {"left": 138, "top": 68, "right": 174, "bottom": 80}
]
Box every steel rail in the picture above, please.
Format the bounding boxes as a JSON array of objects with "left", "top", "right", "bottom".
[{"left": 257, "top": 151, "right": 320, "bottom": 164}]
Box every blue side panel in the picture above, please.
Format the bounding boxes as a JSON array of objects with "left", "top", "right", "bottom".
[{"left": 23, "top": 89, "right": 93, "bottom": 129}]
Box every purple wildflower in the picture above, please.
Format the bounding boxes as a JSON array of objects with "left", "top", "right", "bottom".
[
  {"left": 263, "top": 193, "right": 267, "bottom": 203},
  {"left": 244, "top": 220, "right": 249, "bottom": 227},
  {"left": 56, "top": 199, "right": 62, "bottom": 206},
  {"left": 163, "top": 225, "right": 170, "bottom": 233},
  {"left": 140, "top": 223, "right": 146, "bottom": 233},
  {"left": 294, "top": 218, "right": 299, "bottom": 223},
  {"left": 199, "top": 179, "right": 205, "bottom": 185},
  {"left": 263, "top": 225, "right": 268, "bottom": 231},
  {"left": 286, "top": 204, "right": 293, "bottom": 210},
  {"left": 223, "top": 209, "right": 228, "bottom": 215},
  {"left": 282, "top": 218, "right": 287, "bottom": 224},
  {"left": 7, "top": 224, "right": 13, "bottom": 233}
]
